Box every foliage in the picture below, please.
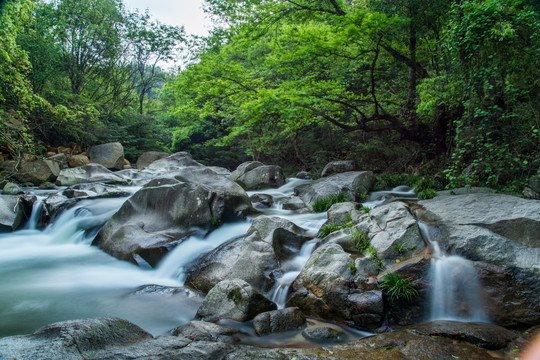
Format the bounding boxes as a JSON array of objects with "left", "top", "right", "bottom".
[
  {"left": 312, "top": 193, "right": 348, "bottom": 213},
  {"left": 348, "top": 262, "right": 357, "bottom": 274},
  {"left": 418, "top": 189, "right": 437, "bottom": 199},
  {"left": 352, "top": 229, "right": 370, "bottom": 253},
  {"left": 318, "top": 221, "right": 354, "bottom": 238},
  {"left": 379, "top": 272, "right": 419, "bottom": 303}
]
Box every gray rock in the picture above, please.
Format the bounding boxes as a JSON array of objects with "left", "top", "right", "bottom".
[
  {"left": 326, "top": 202, "right": 364, "bottom": 225},
  {"left": 147, "top": 152, "right": 202, "bottom": 170},
  {"left": 4, "top": 159, "right": 60, "bottom": 185},
  {"left": 296, "top": 171, "right": 311, "bottom": 180},
  {"left": 281, "top": 196, "right": 307, "bottom": 211},
  {"left": 236, "top": 165, "right": 285, "bottom": 190},
  {"left": 135, "top": 151, "right": 169, "bottom": 169},
  {"left": 68, "top": 154, "right": 90, "bottom": 168},
  {"left": 302, "top": 326, "right": 343, "bottom": 342},
  {"left": 172, "top": 320, "right": 241, "bottom": 342},
  {"left": 2, "top": 182, "right": 22, "bottom": 195},
  {"left": 286, "top": 243, "right": 384, "bottom": 330},
  {"left": 186, "top": 216, "right": 306, "bottom": 293},
  {"left": 0, "top": 317, "right": 152, "bottom": 360},
  {"left": 250, "top": 193, "right": 273, "bottom": 208},
  {"left": 253, "top": 307, "right": 306, "bottom": 336},
  {"left": 0, "top": 195, "right": 24, "bottom": 230},
  {"left": 93, "top": 168, "right": 253, "bottom": 267},
  {"left": 56, "top": 163, "right": 126, "bottom": 186},
  {"left": 295, "top": 171, "right": 374, "bottom": 210},
  {"left": 230, "top": 161, "right": 264, "bottom": 181},
  {"left": 207, "top": 166, "right": 232, "bottom": 176},
  {"left": 321, "top": 160, "right": 356, "bottom": 177},
  {"left": 196, "top": 279, "right": 277, "bottom": 322},
  {"left": 89, "top": 142, "right": 125, "bottom": 170},
  {"left": 528, "top": 174, "right": 540, "bottom": 194}
]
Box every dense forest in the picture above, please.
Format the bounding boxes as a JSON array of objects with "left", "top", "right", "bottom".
[{"left": 1, "top": 0, "right": 539, "bottom": 192}]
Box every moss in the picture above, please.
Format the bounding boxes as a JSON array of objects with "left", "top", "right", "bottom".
[{"left": 227, "top": 287, "right": 243, "bottom": 305}]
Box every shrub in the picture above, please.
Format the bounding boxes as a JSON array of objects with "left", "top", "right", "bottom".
[
  {"left": 379, "top": 272, "right": 418, "bottom": 303},
  {"left": 312, "top": 192, "right": 348, "bottom": 212},
  {"left": 418, "top": 188, "right": 437, "bottom": 199},
  {"left": 351, "top": 229, "right": 370, "bottom": 253}
]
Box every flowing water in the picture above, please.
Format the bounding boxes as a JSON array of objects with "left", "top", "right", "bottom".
[
  {"left": 418, "top": 222, "right": 489, "bottom": 322},
  {"left": 0, "top": 178, "right": 326, "bottom": 338}
]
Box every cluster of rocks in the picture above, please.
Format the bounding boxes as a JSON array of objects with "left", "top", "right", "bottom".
[{"left": 1, "top": 151, "right": 540, "bottom": 359}]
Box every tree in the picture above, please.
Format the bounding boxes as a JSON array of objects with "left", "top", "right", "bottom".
[{"left": 125, "top": 10, "right": 184, "bottom": 114}]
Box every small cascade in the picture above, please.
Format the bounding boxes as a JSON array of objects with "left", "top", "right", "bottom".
[
  {"left": 270, "top": 239, "right": 318, "bottom": 308},
  {"left": 418, "top": 222, "right": 489, "bottom": 322},
  {"left": 155, "top": 220, "right": 252, "bottom": 284},
  {"left": 23, "top": 196, "right": 45, "bottom": 230}
]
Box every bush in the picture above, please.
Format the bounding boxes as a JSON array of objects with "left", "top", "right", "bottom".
[
  {"left": 418, "top": 188, "right": 437, "bottom": 199},
  {"left": 351, "top": 229, "right": 370, "bottom": 253},
  {"left": 379, "top": 272, "right": 418, "bottom": 303},
  {"left": 312, "top": 192, "right": 348, "bottom": 212}
]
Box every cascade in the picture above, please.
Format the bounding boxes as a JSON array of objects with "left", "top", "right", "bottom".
[{"left": 418, "top": 222, "right": 489, "bottom": 322}]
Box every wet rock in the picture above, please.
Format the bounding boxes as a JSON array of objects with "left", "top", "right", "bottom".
[
  {"left": 3, "top": 159, "right": 60, "bottom": 185},
  {"left": 135, "top": 151, "right": 169, "bottom": 169},
  {"left": 326, "top": 202, "right": 364, "bottom": 225},
  {"left": 286, "top": 243, "right": 384, "bottom": 331},
  {"left": 172, "top": 320, "right": 242, "bottom": 342},
  {"left": 88, "top": 142, "right": 125, "bottom": 170},
  {"left": 2, "top": 182, "right": 22, "bottom": 195},
  {"left": 281, "top": 196, "right": 307, "bottom": 211},
  {"left": 250, "top": 193, "right": 273, "bottom": 208},
  {"left": 408, "top": 320, "right": 518, "bottom": 350},
  {"left": 208, "top": 166, "right": 232, "bottom": 176},
  {"left": 0, "top": 317, "right": 152, "bottom": 360},
  {"left": 321, "top": 160, "right": 356, "bottom": 177},
  {"left": 186, "top": 216, "right": 306, "bottom": 293},
  {"left": 0, "top": 195, "right": 24, "bottom": 230},
  {"left": 302, "top": 326, "right": 343, "bottom": 342},
  {"left": 62, "top": 183, "right": 131, "bottom": 200},
  {"left": 253, "top": 307, "right": 306, "bottom": 336},
  {"left": 236, "top": 165, "right": 285, "bottom": 190},
  {"left": 196, "top": 279, "right": 277, "bottom": 322},
  {"left": 147, "top": 151, "right": 202, "bottom": 170},
  {"left": 68, "top": 154, "right": 90, "bottom": 168},
  {"left": 475, "top": 262, "right": 540, "bottom": 327},
  {"left": 294, "top": 171, "right": 374, "bottom": 210},
  {"left": 93, "top": 168, "right": 253, "bottom": 267},
  {"left": 230, "top": 161, "right": 264, "bottom": 181},
  {"left": 296, "top": 171, "right": 311, "bottom": 180},
  {"left": 56, "top": 163, "right": 126, "bottom": 186}
]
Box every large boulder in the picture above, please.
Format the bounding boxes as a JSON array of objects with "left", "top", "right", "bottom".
[
  {"left": 93, "top": 167, "right": 254, "bottom": 267},
  {"left": 55, "top": 163, "right": 126, "bottom": 186},
  {"left": 196, "top": 279, "right": 277, "bottom": 322},
  {"left": 88, "top": 142, "right": 125, "bottom": 170},
  {"left": 147, "top": 152, "right": 202, "bottom": 170},
  {"left": 321, "top": 160, "right": 356, "bottom": 177},
  {"left": 186, "top": 216, "right": 307, "bottom": 293},
  {"left": 295, "top": 171, "right": 374, "bottom": 210},
  {"left": 0, "top": 195, "right": 24, "bottom": 230},
  {"left": 230, "top": 161, "right": 264, "bottom": 181},
  {"left": 419, "top": 192, "right": 540, "bottom": 271},
  {"left": 3, "top": 159, "right": 60, "bottom": 185},
  {"left": 136, "top": 151, "right": 169, "bottom": 169},
  {"left": 286, "top": 243, "right": 384, "bottom": 331},
  {"left": 236, "top": 165, "right": 285, "bottom": 190},
  {"left": 68, "top": 154, "right": 90, "bottom": 168}
]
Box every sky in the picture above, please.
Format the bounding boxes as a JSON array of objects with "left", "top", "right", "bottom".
[{"left": 123, "top": 0, "right": 212, "bottom": 37}]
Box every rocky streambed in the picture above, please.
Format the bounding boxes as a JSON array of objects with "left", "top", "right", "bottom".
[{"left": 0, "top": 152, "right": 539, "bottom": 359}]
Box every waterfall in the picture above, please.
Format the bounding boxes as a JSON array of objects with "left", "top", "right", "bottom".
[{"left": 418, "top": 222, "right": 489, "bottom": 322}]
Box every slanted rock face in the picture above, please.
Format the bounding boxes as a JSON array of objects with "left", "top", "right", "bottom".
[
  {"left": 147, "top": 152, "right": 202, "bottom": 170},
  {"left": 3, "top": 159, "right": 60, "bottom": 185},
  {"left": 320, "top": 160, "right": 356, "bottom": 178},
  {"left": 0, "top": 195, "right": 24, "bottom": 230},
  {"left": 88, "top": 142, "right": 125, "bottom": 170},
  {"left": 196, "top": 279, "right": 277, "bottom": 322},
  {"left": 419, "top": 192, "right": 540, "bottom": 271},
  {"left": 56, "top": 163, "right": 126, "bottom": 186},
  {"left": 286, "top": 243, "right": 384, "bottom": 331},
  {"left": 136, "top": 151, "right": 169, "bottom": 169},
  {"left": 186, "top": 216, "right": 307, "bottom": 293},
  {"left": 295, "top": 171, "right": 374, "bottom": 210},
  {"left": 93, "top": 168, "right": 254, "bottom": 267}
]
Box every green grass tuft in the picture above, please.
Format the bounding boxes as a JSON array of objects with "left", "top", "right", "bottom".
[
  {"left": 379, "top": 272, "right": 419, "bottom": 303},
  {"left": 312, "top": 193, "right": 348, "bottom": 213}
]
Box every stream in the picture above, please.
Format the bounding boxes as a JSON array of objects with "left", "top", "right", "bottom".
[{"left": 0, "top": 178, "right": 328, "bottom": 338}]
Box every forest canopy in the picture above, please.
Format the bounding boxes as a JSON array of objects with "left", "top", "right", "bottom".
[{"left": 0, "top": 0, "right": 539, "bottom": 191}]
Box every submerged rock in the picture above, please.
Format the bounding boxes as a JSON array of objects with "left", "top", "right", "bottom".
[{"left": 196, "top": 279, "right": 277, "bottom": 322}]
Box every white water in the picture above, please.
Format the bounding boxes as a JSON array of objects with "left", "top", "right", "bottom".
[
  {"left": 0, "top": 178, "right": 327, "bottom": 338},
  {"left": 419, "top": 222, "right": 489, "bottom": 322}
]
